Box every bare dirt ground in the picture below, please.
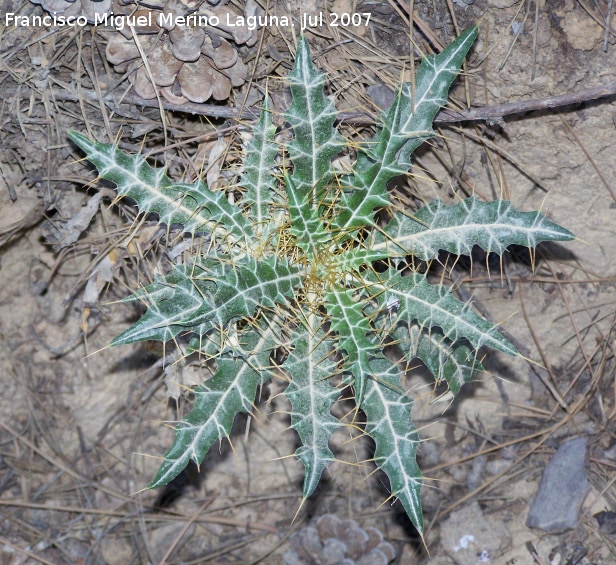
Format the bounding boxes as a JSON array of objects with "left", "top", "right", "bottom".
[{"left": 1, "top": 0, "right": 616, "bottom": 563}]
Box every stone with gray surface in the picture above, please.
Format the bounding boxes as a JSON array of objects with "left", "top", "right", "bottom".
[{"left": 527, "top": 437, "right": 589, "bottom": 532}]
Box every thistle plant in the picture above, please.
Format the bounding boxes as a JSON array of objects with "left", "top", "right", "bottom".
[{"left": 68, "top": 26, "right": 573, "bottom": 535}]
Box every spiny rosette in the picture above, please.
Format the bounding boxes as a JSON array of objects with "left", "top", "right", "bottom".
[{"left": 68, "top": 26, "right": 573, "bottom": 535}]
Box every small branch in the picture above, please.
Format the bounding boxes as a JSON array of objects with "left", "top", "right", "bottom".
[
  {"left": 53, "top": 88, "right": 260, "bottom": 120},
  {"left": 49, "top": 81, "right": 616, "bottom": 124},
  {"left": 558, "top": 113, "right": 616, "bottom": 204},
  {"left": 434, "top": 81, "right": 616, "bottom": 123},
  {"left": 605, "top": 0, "right": 614, "bottom": 52}
]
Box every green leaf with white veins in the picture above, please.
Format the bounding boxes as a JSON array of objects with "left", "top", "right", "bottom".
[
  {"left": 326, "top": 288, "right": 378, "bottom": 403},
  {"left": 394, "top": 323, "right": 483, "bottom": 395},
  {"left": 372, "top": 270, "right": 518, "bottom": 356},
  {"left": 362, "top": 356, "right": 423, "bottom": 533},
  {"left": 334, "top": 26, "right": 479, "bottom": 234},
  {"left": 286, "top": 35, "right": 345, "bottom": 201},
  {"left": 379, "top": 196, "right": 576, "bottom": 261},
  {"left": 240, "top": 100, "right": 280, "bottom": 236},
  {"left": 331, "top": 195, "right": 575, "bottom": 271},
  {"left": 112, "top": 261, "right": 218, "bottom": 346},
  {"left": 115, "top": 257, "right": 301, "bottom": 345},
  {"left": 284, "top": 312, "right": 341, "bottom": 499},
  {"left": 68, "top": 131, "right": 251, "bottom": 243},
  {"left": 285, "top": 173, "right": 330, "bottom": 256},
  {"left": 149, "top": 326, "right": 277, "bottom": 488},
  {"left": 211, "top": 257, "right": 301, "bottom": 327}
]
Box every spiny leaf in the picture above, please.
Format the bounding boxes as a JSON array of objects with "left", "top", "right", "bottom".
[
  {"left": 327, "top": 245, "right": 389, "bottom": 274},
  {"left": 333, "top": 26, "right": 478, "bottom": 234},
  {"left": 68, "top": 131, "right": 251, "bottom": 242},
  {"left": 378, "top": 196, "right": 576, "bottom": 261},
  {"left": 286, "top": 34, "right": 345, "bottom": 201},
  {"left": 330, "top": 194, "right": 575, "bottom": 272},
  {"left": 212, "top": 257, "right": 302, "bottom": 327},
  {"left": 112, "top": 261, "right": 218, "bottom": 346},
  {"left": 148, "top": 326, "right": 278, "bottom": 488},
  {"left": 285, "top": 173, "right": 330, "bottom": 256},
  {"left": 284, "top": 312, "right": 340, "bottom": 498},
  {"left": 395, "top": 323, "right": 483, "bottom": 395},
  {"left": 240, "top": 101, "right": 280, "bottom": 235},
  {"left": 325, "top": 288, "right": 377, "bottom": 403},
  {"left": 371, "top": 270, "right": 518, "bottom": 356},
  {"left": 114, "top": 257, "right": 301, "bottom": 345},
  {"left": 361, "top": 357, "right": 423, "bottom": 534}
]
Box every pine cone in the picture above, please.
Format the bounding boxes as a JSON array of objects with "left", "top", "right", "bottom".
[
  {"left": 284, "top": 514, "right": 396, "bottom": 565},
  {"left": 30, "top": 0, "right": 256, "bottom": 104},
  {"left": 30, "top": 0, "right": 112, "bottom": 21}
]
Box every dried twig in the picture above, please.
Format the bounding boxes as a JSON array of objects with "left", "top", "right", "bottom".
[
  {"left": 558, "top": 113, "right": 616, "bottom": 204},
  {"left": 605, "top": 0, "right": 614, "bottom": 52},
  {"left": 47, "top": 81, "right": 616, "bottom": 126},
  {"left": 436, "top": 81, "right": 616, "bottom": 123}
]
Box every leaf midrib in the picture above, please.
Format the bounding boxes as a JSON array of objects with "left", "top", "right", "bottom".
[
  {"left": 373, "top": 219, "right": 568, "bottom": 253},
  {"left": 95, "top": 148, "right": 242, "bottom": 243},
  {"left": 370, "top": 280, "right": 517, "bottom": 355}
]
